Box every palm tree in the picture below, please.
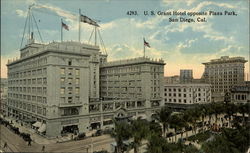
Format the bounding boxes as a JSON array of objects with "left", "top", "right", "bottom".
[
  {"left": 111, "top": 120, "right": 131, "bottom": 153},
  {"left": 224, "top": 103, "right": 238, "bottom": 127},
  {"left": 146, "top": 133, "right": 167, "bottom": 153},
  {"left": 238, "top": 103, "right": 248, "bottom": 125},
  {"left": 130, "top": 119, "right": 149, "bottom": 153},
  {"left": 148, "top": 121, "right": 162, "bottom": 137},
  {"left": 169, "top": 113, "right": 186, "bottom": 142},
  {"left": 199, "top": 104, "right": 208, "bottom": 132},
  {"left": 154, "top": 107, "right": 172, "bottom": 137}
]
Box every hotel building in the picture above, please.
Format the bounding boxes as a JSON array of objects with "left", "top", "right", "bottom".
[{"left": 6, "top": 40, "right": 165, "bottom": 137}]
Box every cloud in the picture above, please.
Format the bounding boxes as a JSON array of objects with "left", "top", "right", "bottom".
[
  {"left": 16, "top": 9, "right": 27, "bottom": 17},
  {"left": 34, "top": 4, "right": 77, "bottom": 20}
]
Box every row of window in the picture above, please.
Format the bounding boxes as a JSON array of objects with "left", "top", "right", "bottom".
[
  {"left": 60, "top": 96, "right": 80, "bottom": 103},
  {"left": 164, "top": 93, "right": 207, "bottom": 97},
  {"left": 60, "top": 87, "right": 80, "bottom": 95},
  {"left": 9, "top": 78, "right": 47, "bottom": 86},
  {"left": 9, "top": 95, "right": 47, "bottom": 103},
  {"left": 165, "top": 98, "right": 208, "bottom": 103},
  {"left": 60, "top": 68, "right": 80, "bottom": 76},
  {"left": 8, "top": 87, "right": 47, "bottom": 95},
  {"left": 8, "top": 68, "right": 47, "bottom": 79},
  {"left": 8, "top": 100, "right": 46, "bottom": 116},
  {"left": 164, "top": 88, "right": 209, "bottom": 92}
]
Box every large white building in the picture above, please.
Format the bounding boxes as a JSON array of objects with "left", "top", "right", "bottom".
[
  {"left": 164, "top": 83, "right": 211, "bottom": 110},
  {"left": 6, "top": 40, "right": 165, "bottom": 137},
  {"left": 202, "top": 56, "right": 247, "bottom": 102}
]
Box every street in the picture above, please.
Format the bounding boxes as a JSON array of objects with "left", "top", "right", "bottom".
[{"left": 0, "top": 125, "right": 114, "bottom": 152}]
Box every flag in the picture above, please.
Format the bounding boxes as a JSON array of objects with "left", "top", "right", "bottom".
[
  {"left": 80, "top": 14, "right": 99, "bottom": 27},
  {"left": 144, "top": 38, "right": 150, "bottom": 48},
  {"left": 62, "top": 22, "right": 69, "bottom": 31}
]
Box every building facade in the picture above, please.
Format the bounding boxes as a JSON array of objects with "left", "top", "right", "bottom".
[
  {"left": 164, "top": 83, "right": 211, "bottom": 110},
  {"left": 202, "top": 56, "right": 247, "bottom": 102},
  {"left": 180, "top": 69, "right": 193, "bottom": 83},
  {"left": 6, "top": 41, "right": 165, "bottom": 137},
  {"left": 0, "top": 78, "right": 8, "bottom": 117},
  {"left": 230, "top": 82, "right": 250, "bottom": 103}
]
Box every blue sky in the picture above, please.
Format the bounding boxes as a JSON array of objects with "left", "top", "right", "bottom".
[{"left": 1, "top": 0, "right": 249, "bottom": 78}]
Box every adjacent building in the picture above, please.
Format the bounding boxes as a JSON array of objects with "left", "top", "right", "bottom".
[
  {"left": 164, "top": 83, "right": 211, "bottom": 110},
  {"left": 230, "top": 81, "right": 250, "bottom": 103},
  {"left": 0, "top": 78, "right": 8, "bottom": 117},
  {"left": 202, "top": 56, "right": 247, "bottom": 102}
]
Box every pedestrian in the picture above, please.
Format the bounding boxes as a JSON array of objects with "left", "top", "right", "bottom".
[
  {"left": 42, "top": 145, "right": 45, "bottom": 152},
  {"left": 3, "top": 142, "right": 7, "bottom": 148},
  {"left": 28, "top": 139, "right": 31, "bottom": 146}
]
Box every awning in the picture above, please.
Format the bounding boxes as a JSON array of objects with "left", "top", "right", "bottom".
[
  {"left": 137, "top": 114, "right": 147, "bottom": 120},
  {"left": 32, "top": 121, "right": 42, "bottom": 128},
  {"left": 38, "top": 124, "right": 46, "bottom": 133}
]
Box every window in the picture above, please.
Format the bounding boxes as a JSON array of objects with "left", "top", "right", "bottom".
[
  {"left": 68, "top": 78, "right": 73, "bottom": 85},
  {"left": 75, "top": 87, "right": 79, "bottom": 94},
  {"left": 68, "top": 68, "right": 73, "bottom": 75},
  {"left": 68, "top": 87, "right": 73, "bottom": 94},
  {"left": 76, "top": 69, "right": 79, "bottom": 76},
  {"left": 60, "top": 68, "right": 65, "bottom": 75},
  {"left": 75, "top": 96, "right": 80, "bottom": 102},
  {"left": 68, "top": 60, "right": 72, "bottom": 66},
  {"left": 68, "top": 97, "right": 72, "bottom": 103},
  {"left": 61, "top": 78, "right": 65, "bottom": 84},
  {"left": 60, "top": 87, "right": 65, "bottom": 94},
  {"left": 76, "top": 78, "right": 79, "bottom": 85}
]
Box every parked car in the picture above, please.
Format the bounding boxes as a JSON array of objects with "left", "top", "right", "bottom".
[{"left": 74, "top": 132, "right": 86, "bottom": 140}]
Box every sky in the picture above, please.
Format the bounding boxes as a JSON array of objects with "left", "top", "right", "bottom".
[{"left": 1, "top": 0, "right": 249, "bottom": 79}]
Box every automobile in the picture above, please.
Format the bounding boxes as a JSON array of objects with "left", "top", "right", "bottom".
[
  {"left": 166, "top": 132, "right": 174, "bottom": 137},
  {"left": 74, "top": 132, "right": 86, "bottom": 140},
  {"left": 94, "top": 129, "right": 102, "bottom": 136}
]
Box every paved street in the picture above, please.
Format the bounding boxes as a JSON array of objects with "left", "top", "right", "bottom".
[{"left": 0, "top": 124, "right": 114, "bottom": 152}]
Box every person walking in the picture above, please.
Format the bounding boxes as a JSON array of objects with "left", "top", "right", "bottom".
[
  {"left": 42, "top": 145, "right": 45, "bottom": 152},
  {"left": 28, "top": 139, "right": 31, "bottom": 146},
  {"left": 3, "top": 142, "right": 7, "bottom": 148}
]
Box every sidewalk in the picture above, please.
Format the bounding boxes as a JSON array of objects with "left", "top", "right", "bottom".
[{"left": 3, "top": 117, "right": 72, "bottom": 145}]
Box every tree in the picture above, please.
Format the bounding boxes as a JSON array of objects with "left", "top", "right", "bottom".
[
  {"left": 154, "top": 107, "right": 172, "bottom": 137},
  {"left": 146, "top": 133, "right": 168, "bottom": 153},
  {"left": 111, "top": 120, "right": 131, "bottom": 153},
  {"left": 131, "top": 119, "right": 149, "bottom": 153},
  {"left": 148, "top": 121, "right": 162, "bottom": 137},
  {"left": 238, "top": 103, "right": 248, "bottom": 125},
  {"left": 169, "top": 113, "right": 187, "bottom": 142}
]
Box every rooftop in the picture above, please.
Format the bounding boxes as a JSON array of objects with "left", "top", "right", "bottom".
[
  {"left": 101, "top": 56, "right": 165, "bottom": 67},
  {"left": 202, "top": 56, "right": 247, "bottom": 65}
]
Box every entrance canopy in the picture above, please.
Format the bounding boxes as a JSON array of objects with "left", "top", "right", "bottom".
[
  {"left": 33, "top": 121, "right": 42, "bottom": 128},
  {"left": 38, "top": 124, "right": 46, "bottom": 133}
]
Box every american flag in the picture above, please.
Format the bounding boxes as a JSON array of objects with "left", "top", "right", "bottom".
[
  {"left": 62, "top": 22, "right": 69, "bottom": 31},
  {"left": 144, "top": 38, "right": 150, "bottom": 48}
]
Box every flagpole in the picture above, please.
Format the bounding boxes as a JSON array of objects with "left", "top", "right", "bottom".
[
  {"left": 79, "top": 9, "right": 81, "bottom": 42},
  {"left": 61, "top": 18, "right": 63, "bottom": 42},
  {"left": 143, "top": 38, "right": 145, "bottom": 58}
]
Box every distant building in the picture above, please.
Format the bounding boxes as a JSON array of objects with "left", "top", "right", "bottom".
[
  {"left": 230, "top": 82, "right": 250, "bottom": 103},
  {"left": 164, "top": 83, "right": 211, "bottom": 110},
  {"left": 0, "top": 78, "right": 8, "bottom": 117},
  {"left": 202, "top": 56, "right": 247, "bottom": 102},
  {"left": 164, "top": 75, "right": 180, "bottom": 84},
  {"left": 180, "top": 69, "right": 193, "bottom": 83}
]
